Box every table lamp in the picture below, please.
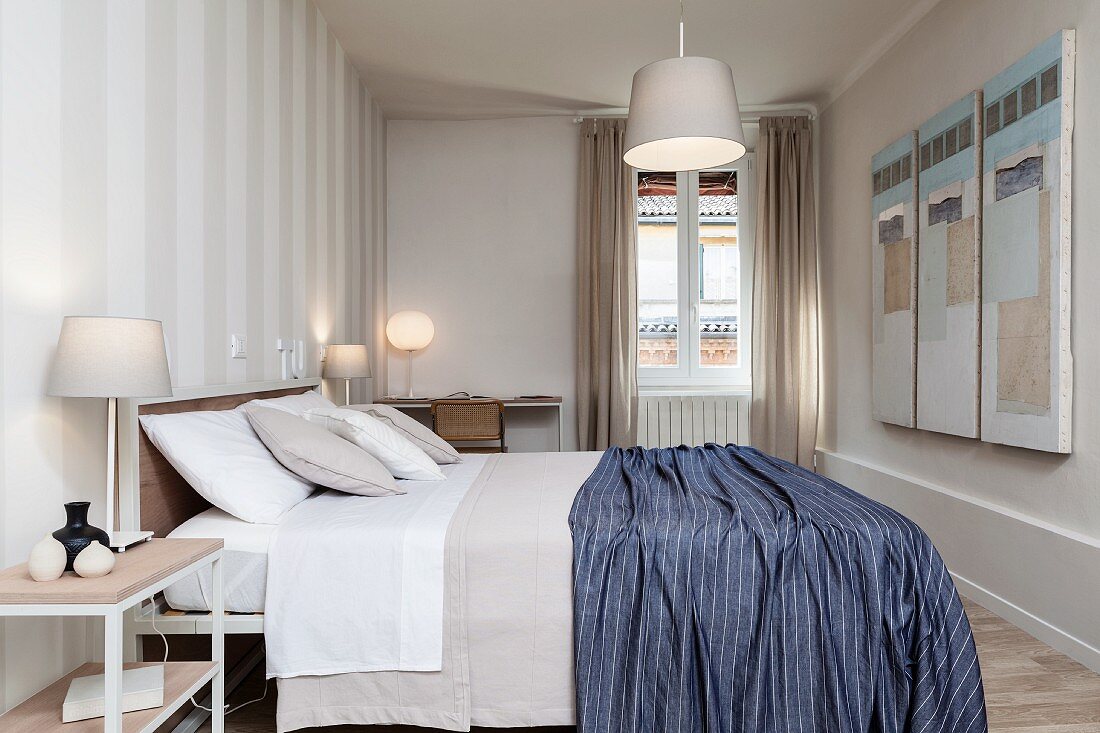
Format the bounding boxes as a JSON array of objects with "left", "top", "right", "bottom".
[
  {"left": 47, "top": 316, "right": 172, "bottom": 549},
  {"left": 386, "top": 310, "right": 434, "bottom": 399},
  {"left": 323, "top": 344, "right": 371, "bottom": 405}
]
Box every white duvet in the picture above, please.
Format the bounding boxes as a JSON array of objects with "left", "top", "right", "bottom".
[{"left": 264, "top": 455, "right": 488, "bottom": 678}]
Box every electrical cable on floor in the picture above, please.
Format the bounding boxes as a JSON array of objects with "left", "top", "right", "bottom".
[{"left": 147, "top": 597, "right": 270, "bottom": 716}]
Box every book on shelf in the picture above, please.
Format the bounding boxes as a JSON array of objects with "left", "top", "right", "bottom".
[{"left": 62, "top": 665, "right": 164, "bottom": 723}]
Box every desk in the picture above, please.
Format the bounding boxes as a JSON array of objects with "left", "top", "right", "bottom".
[{"left": 376, "top": 396, "right": 564, "bottom": 451}]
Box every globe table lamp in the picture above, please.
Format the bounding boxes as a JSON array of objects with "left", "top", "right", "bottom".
[{"left": 386, "top": 311, "right": 434, "bottom": 399}]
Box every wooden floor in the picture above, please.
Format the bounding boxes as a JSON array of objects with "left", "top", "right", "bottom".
[
  {"left": 202, "top": 598, "right": 1100, "bottom": 732},
  {"left": 965, "top": 599, "right": 1100, "bottom": 732}
]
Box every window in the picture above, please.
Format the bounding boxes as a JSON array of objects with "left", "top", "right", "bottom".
[{"left": 636, "top": 158, "right": 754, "bottom": 388}]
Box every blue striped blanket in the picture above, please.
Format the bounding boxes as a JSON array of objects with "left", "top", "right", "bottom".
[{"left": 569, "top": 445, "right": 987, "bottom": 733}]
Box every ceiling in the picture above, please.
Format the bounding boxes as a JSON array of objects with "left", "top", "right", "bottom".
[{"left": 315, "top": 0, "right": 939, "bottom": 120}]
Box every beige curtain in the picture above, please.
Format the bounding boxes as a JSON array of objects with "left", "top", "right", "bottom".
[
  {"left": 577, "top": 118, "right": 638, "bottom": 450},
  {"left": 751, "top": 116, "right": 819, "bottom": 467}
]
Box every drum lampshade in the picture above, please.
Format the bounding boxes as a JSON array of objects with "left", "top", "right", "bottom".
[{"left": 623, "top": 56, "right": 747, "bottom": 172}]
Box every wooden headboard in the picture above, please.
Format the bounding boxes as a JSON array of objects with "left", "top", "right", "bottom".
[{"left": 117, "top": 380, "right": 322, "bottom": 539}]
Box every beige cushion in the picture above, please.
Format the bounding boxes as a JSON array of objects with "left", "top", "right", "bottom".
[
  {"left": 348, "top": 404, "right": 462, "bottom": 465},
  {"left": 244, "top": 406, "right": 402, "bottom": 497}
]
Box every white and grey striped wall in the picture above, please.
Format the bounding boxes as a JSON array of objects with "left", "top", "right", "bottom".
[{"left": 0, "top": 0, "right": 382, "bottom": 712}]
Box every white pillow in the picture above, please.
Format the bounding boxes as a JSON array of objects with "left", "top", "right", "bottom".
[
  {"left": 247, "top": 390, "right": 336, "bottom": 416},
  {"left": 304, "top": 407, "right": 445, "bottom": 481},
  {"left": 139, "top": 409, "right": 314, "bottom": 524},
  {"left": 347, "top": 403, "right": 462, "bottom": 464}
]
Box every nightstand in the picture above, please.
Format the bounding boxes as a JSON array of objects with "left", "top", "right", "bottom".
[{"left": 0, "top": 538, "right": 225, "bottom": 732}]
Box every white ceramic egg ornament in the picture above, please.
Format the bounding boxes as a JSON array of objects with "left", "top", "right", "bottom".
[
  {"left": 73, "top": 541, "right": 115, "bottom": 579},
  {"left": 28, "top": 533, "right": 67, "bottom": 582}
]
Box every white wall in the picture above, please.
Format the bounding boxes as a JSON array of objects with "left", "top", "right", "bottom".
[
  {"left": 0, "top": 0, "right": 382, "bottom": 711},
  {"left": 818, "top": 0, "right": 1100, "bottom": 667},
  {"left": 386, "top": 116, "right": 578, "bottom": 452}
]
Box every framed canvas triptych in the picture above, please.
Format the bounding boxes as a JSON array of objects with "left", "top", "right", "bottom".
[{"left": 871, "top": 30, "right": 1074, "bottom": 453}]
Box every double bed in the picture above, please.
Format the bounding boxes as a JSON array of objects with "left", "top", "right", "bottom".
[
  {"left": 161, "top": 452, "right": 594, "bottom": 730},
  {"left": 119, "top": 380, "right": 597, "bottom": 731},
  {"left": 119, "top": 380, "right": 986, "bottom": 733}
]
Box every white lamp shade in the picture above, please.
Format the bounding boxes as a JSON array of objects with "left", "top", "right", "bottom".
[
  {"left": 47, "top": 316, "right": 172, "bottom": 398},
  {"left": 323, "top": 344, "right": 372, "bottom": 379},
  {"left": 623, "top": 56, "right": 747, "bottom": 172},
  {"left": 386, "top": 311, "right": 435, "bottom": 352}
]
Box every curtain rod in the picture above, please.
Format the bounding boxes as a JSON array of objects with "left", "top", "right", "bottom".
[{"left": 572, "top": 103, "right": 818, "bottom": 125}]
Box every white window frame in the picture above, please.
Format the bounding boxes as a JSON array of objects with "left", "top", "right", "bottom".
[{"left": 635, "top": 155, "right": 755, "bottom": 390}]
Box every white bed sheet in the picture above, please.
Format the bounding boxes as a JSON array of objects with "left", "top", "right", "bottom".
[
  {"left": 164, "top": 507, "right": 278, "bottom": 613},
  {"left": 264, "top": 454, "right": 488, "bottom": 679}
]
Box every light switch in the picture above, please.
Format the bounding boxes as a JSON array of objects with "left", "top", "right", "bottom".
[{"left": 231, "top": 334, "right": 247, "bottom": 359}]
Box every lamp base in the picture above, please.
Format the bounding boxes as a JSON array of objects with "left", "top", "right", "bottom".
[{"left": 109, "top": 530, "right": 154, "bottom": 552}]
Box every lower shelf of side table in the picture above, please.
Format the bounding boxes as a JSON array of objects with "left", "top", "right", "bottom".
[{"left": 0, "top": 661, "right": 218, "bottom": 733}]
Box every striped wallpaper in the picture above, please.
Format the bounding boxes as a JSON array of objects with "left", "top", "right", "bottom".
[{"left": 0, "top": 0, "right": 380, "bottom": 710}]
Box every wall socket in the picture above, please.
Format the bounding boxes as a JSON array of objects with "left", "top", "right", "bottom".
[{"left": 231, "top": 334, "right": 248, "bottom": 359}]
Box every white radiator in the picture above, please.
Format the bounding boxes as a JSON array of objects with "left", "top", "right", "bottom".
[{"left": 635, "top": 393, "right": 751, "bottom": 448}]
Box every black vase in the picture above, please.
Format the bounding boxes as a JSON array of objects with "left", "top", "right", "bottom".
[{"left": 52, "top": 502, "right": 110, "bottom": 572}]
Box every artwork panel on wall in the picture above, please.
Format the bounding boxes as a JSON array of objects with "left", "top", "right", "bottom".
[
  {"left": 871, "top": 132, "right": 918, "bottom": 427},
  {"left": 980, "top": 29, "right": 1073, "bottom": 453},
  {"left": 916, "top": 92, "right": 983, "bottom": 439}
]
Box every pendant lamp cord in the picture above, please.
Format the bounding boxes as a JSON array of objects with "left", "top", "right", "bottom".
[{"left": 678, "top": 0, "right": 684, "bottom": 57}]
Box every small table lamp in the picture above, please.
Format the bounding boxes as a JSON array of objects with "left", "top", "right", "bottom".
[
  {"left": 386, "top": 311, "right": 434, "bottom": 399},
  {"left": 323, "top": 344, "right": 371, "bottom": 405},
  {"left": 47, "top": 316, "right": 172, "bottom": 549}
]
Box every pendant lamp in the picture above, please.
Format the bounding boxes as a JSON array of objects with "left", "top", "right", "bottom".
[{"left": 623, "top": 2, "right": 746, "bottom": 171}]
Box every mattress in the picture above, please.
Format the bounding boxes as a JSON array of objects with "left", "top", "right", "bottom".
[{"left": 163, "top": 507, "right": 277, "bottom": 613}]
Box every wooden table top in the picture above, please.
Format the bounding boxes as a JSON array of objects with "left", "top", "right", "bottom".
[{"left": 0, "top": 538, "right": 222, "bottom": 606}]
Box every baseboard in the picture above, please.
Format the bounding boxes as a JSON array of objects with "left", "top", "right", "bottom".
[
  {"left": 950, "top": 572, "right": 1100, "bottom": 673},
  {"left": 817, "top": 449, "right": 1100, "bottom": 674}
]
